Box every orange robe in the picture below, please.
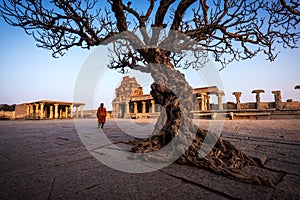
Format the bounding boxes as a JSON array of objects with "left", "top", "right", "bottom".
[{"left": 97, "top": 107, "right": 107, "bottom": 123}]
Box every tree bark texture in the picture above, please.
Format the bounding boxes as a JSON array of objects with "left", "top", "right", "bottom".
[{"left": 128, "top": 55, "right": 274, "bottom": 187}]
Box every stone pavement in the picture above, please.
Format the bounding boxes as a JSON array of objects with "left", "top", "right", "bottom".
[{"left": 0, "top": 119, "right": 299, "bottom": 199}]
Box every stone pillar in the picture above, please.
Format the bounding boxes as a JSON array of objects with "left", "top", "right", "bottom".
[
  {"left": 206, "top": 95, "right": 210, "bottom": 110},
  {"left": 54, "top": 104, "right": 59, "bottom": 119},
  {"left": 75, "top": 106, "right": 79, "bottom": 118},
  {"left": 111, "top": 103, "right": 116, "bottom": 116},
  {"left": 272, "top": 90, "right": 282, "bottom": 110},
  {"left": 203, "top": 94, "right": 207, "bottom": 111},
  {"left": 80, "top": 105, "right": 84, "bottom": 118},
  {"left": 217, "top": 91, "right": 224, "bottom": 110},
  {"left": 151, "top": 100, "right": 155, "bottom": 113},
  {"left": 115, "top": 104, "right": 119, "bottom": 118},
  {"left": 44, "top": 106, "right": 48, "bottom": 118},
  {"left": 119, "top": 104, "right": 123, "bottom": 118},
  {"left": 25, "top": 105, "right": 30, "bottom": 118},
  {"left": 29, "top": 104, "right": 34, "bottom": 118},
  {"left": 134, "top": 102, "right": 138, "bottom": 114},
  {"left": 49, "top": 106, "right": 53, "bottom": 119},
  {"left": 70, "top": 104, "right": 73, "bottom": 118},
  {"left": 59, "top": 109, "right": 62, "bottom": 118},
  {"left": 200, "top": 93, "right": 205, "bottom": 111},
  {"left": 252, "top": 89, "right": 265, "bottom": 109},
  {"left": 126, "top": 102, "right": 130, "bottom": 114},
  {"left": 65, "top": 107, "right": 68, "bottom": 119},
  {"left": 40, "top": 103, "right": 44, "bottom": 119},
  {"left": 142, "top": 101, "right": 146, "bottom": 113},
  {"left": 232, "top": 92, "right": 242, "bottom": 110},
  {"left": 34, "top": 104, "right": 39, "bottom": 119},
  {"left": 196, "top": 98, "right": 201, "bottom": 111}
]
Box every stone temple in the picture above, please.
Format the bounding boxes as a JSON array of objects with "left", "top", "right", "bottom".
[
  {"left": 0, "top": 100, "right": 85, "bottom": 120},
  {"left": 112, "top": 76, "right": 300, "bottom": 120}
]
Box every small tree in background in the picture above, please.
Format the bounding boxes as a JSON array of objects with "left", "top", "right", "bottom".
[{"left": 1, "top": 0, "right": 299, "bottom": 186}]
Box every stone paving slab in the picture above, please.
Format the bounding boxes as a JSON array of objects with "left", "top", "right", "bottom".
[
  {"left": 161, "top": 164, "right": 275, "bottom": 200},
  {"left": 0, "top": 119, "right": 299, "bottom": 199}
]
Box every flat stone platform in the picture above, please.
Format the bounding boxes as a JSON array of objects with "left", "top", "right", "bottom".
[{"left": 0, "top": 119, "right": 299, "bottom": 199}]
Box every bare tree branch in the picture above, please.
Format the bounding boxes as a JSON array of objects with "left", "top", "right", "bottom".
[
  {"left": 108, "top": 0, "right": 127, "bottom": 32},
  {"left": 0, "top": 0, "right": 117, "bottom": 57},
  {"left": 180, "top": 0, "right": 299, "bottom": 69},
  {"left": 171, "top": 0, "right": 197, "bottom": 30},
  {"left": 279, "top": 0, "right": 300, "bottom": 16},
  {"left": 153, "top": 0, "right": 176, "bottom": 28},
  {"left": 0, "top": 0, "right": 299, "bottom": 68}
]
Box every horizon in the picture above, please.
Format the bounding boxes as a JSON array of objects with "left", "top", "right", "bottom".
[{"left": 1, "top": 66, "right": 299, "bottom": 111}]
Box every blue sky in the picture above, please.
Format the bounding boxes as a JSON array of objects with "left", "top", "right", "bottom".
[{"left": 0, "top": 2, "right": 299, "bottom": 110}]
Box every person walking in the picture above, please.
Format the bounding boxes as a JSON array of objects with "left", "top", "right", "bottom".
[{"left": 97, "top": 103, "right": 107, "bottom": 128}]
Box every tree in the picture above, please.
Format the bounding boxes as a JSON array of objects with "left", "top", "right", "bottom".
[{"left": 1, "top": 0, "right": 299, "bottom": 186}]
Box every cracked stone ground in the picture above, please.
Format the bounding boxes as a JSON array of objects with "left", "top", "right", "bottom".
[{"left": 0, "top": 119, "right": 299, "bottom": 199}]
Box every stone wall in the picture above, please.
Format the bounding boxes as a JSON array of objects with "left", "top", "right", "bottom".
[
  {"left": 260, "top": 102, "right": 275, "bottom": 109},
  {"left": 0, "top": 111, "right": 15, "bottom": 120},
  {"left": 282, "top": 101, "right": 300, "bottom": 109},
  {"left": 15, "top": 104, "right": 27, "bottom": 119},
  {"left": 80, "top": 110, "right": 113, "bottom": 119},
  {"left": 202, "top": 102, "right": 289, "bottom": 111},
  {"left": 228, "top": 101, "right": 300, "bottom": 110},
  {"left": 79, "top": 110, "right": 96, "bottom": 119},
  {"left": 224, "top": 102, "right": 235, "bottom": 110},
  {"left": 240, "top": 103, "right": 256, "bottom": 109}
]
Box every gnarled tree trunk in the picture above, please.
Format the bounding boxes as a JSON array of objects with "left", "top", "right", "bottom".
[{"left": 128, "top": 53, "right": 274, "bottom": 187}]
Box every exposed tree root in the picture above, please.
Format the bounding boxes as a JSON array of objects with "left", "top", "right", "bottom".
[
  {"left": 125, "top": 82, "right": 274, "bottom": 187},
  {"left": 127, "top": 129, "right": 274, "bottom": 187}
]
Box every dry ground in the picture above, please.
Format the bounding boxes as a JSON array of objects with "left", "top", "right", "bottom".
[{"left": 0, "top": 119, "right": 299, "bottom": 199}]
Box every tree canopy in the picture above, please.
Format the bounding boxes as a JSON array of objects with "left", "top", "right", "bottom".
[{"left": 1, "top": 0, "right": 299, "bottom": 70}]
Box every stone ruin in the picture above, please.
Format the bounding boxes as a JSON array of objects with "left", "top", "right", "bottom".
[
  {"left": 111, "top": 76, "right": 300, "bottom": 120},
  {"left": 0, "top": 100, "right": 85, "bottom": 120},
  {"left": 1, "top": 78, "right": 299, "bottom": 120},
  {"left": 111, "top": 76, "right": 154, "bottom": 118}
]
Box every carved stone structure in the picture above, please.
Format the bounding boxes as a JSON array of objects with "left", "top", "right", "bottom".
[
  {"left": 112, "top": 76, "right": 225, "bottom": 118},
  {"left": 111, "top": 76, "right": 150, "bottom": 118},
  {"left": 193, "top": 86, "right": 224, "bottom": 111},
  {"left": 217, "top": 91, "right": 225, "bottom": 110},
  {"left": 272, "top": 90, "right": 282, "bottom": 110},
  {"left": 112, "top": 76, "right": 300, "bottom": 120},
  {"left": 232, "top": 92, "right": 242, "bottom": 110},
  {"left": 14, "top": 100, "right": 85, "bottom": 119},
  {"left": 3, "top": 77, "right": 299, "bottom": 120},
  {"left": 251, "top": 89, "right": 265, "bottom": 109}
]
